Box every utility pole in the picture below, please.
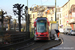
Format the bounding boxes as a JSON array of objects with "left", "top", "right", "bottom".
[
  {"left": 13, "top": 3, "right": 24, "bottom": 32},
  {"left": 26, "top": 0, "right": 29, "bottom": 32},
  {"left": 55, "top": 0, "right": 56, "bottom": 21},
  {"left": 27, "top": 0, "right": 28, "bottom": 7},
  {"left": 25, "top": 6, "right": 30, "bottom": 32}
]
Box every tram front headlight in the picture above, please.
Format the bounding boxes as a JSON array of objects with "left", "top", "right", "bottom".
[{"left": 37, "top": 35, "right": 40, "bottom": 36}]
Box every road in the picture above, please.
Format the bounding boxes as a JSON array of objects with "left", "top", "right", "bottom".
[{"left": 50, "top": 34, "right": 75, "bottom": 50}]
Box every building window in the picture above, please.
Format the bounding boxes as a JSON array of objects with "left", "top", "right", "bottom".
[
  {"left": 51, "top": 17, "right": 53, "bottom": 21},
  {"left": 73, "top": 8, "right": 75, "bottom": 12},
  {"left": 33, "top": 14, "right": 34, "bottom": 18},
  {"left": 57, "top": 14, "right": 59, "bottom": 20},
  {"left": 57, "top": 14, "right": 59, "bottom": 18},
  {"left": 57, "top": 8, "right": 60, "bottom": 12},
  {"left": 66, "top": 4, "right": 67, "bottom": 8},
  {"left": 60, "top": 20, "right": 61, "bottom": 24},
  {"left": 60, "top": 14, "right": 61, "bottom": 18}
]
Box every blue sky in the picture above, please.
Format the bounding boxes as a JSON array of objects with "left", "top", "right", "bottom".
[{"left": 0, "top": 0, "right": 69, "bottom": 19}]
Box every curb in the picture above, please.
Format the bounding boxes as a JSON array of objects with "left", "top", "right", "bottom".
[{"left": 44, "top": 38, "right": 62, "bottom": 50}]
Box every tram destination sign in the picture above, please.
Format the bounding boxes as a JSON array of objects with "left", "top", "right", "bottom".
[{"left": 38, "top": 20, "right": 46, "bottom": 22}]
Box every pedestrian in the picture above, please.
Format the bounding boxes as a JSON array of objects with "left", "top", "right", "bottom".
[
  {"left": 51, "top": 29, "right": 59, "bottom": 40},
  {"left": 55, "top": 29, "right": 60, "bottom": 38}
]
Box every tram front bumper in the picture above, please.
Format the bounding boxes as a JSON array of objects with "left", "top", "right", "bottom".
[{"left": 36, "top": 37, "right": 49, "bottom": 40}]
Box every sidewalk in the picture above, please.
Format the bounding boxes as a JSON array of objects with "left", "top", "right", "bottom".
[{"left": 44, "top": 39, "right": 62, "bottom": 50}]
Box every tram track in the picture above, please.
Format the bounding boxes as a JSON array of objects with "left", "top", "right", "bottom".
[
  {"left": 31, "top": 38, "right": 63, "bottom": 50},
  {"left": 32, "top": 41, "right": 49, "bottom": 50},
  {"left": 15, "top": 34, "right": 63, "bottom": 50},
  {"left": 16, "top": 41, "right": 35, "bottom": 50},
  {"left": 18, "top": 40, "right": 50, "bottom": 50},
  {"left": 15, "top": 39, "right": 62, "bottom": 50}
]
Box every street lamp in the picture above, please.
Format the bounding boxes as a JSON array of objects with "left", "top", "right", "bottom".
[{"left": 55, "top": 0, "right": 56, "bottom": 21}]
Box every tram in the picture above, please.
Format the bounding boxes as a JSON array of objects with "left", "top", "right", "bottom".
[{"left": 34, "top": 17, "right": 50, "bottom": 40}]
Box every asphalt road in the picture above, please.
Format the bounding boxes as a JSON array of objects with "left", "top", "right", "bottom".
[{"left": 50, "top": 33, "right": 75, "bottom": 50}]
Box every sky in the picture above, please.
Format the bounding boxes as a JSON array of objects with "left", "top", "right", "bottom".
[{"left": 0, "top": 0, "right": 69, "bottom": 19}]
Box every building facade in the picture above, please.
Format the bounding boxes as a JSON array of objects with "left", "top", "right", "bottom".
[
  {"left": 61, "top": 0, "right": 75, "bottom": 29},
  {"left": 29, "top": 5, "right": 56, "bottom": 29},
  {"left": 57, "top": 7, "right": 62, "bottom": 28}
]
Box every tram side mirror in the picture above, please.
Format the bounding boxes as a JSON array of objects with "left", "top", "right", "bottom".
[{"left": 34, "top": 24, "right": 36, "bottom": 27}]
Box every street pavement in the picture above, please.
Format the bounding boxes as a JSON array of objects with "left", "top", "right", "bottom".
[{"left": 49, "top": 33, "right": 75, "bottom": 50}]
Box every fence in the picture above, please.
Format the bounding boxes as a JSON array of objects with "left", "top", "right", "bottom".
[{"left": 0, "top": 31, "right": 31, "bottom": 47}]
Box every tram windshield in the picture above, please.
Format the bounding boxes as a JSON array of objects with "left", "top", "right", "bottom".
[{"left": 37, "top": 22, "right": 47, "bottom": 33}]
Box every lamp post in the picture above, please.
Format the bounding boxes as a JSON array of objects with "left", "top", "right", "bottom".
[
  {"left": 55, "top": 0, "right": 56, "bottom": 21},
  {"left": 25, "top": 6, "right": 28, "bottom": 32},
  {"left": 27, "top": 0, "right": 28, "bottom": 7},
  {"left": 26, "top": 0, "right": 29, "bottom": 32}
]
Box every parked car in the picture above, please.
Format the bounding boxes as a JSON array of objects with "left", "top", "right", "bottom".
[
  {"left": 59, "top": 28, "right": 64, "bottom": 33},
  {"left": 68, "top": 30, "right": 75, "bottom": 35},
  {"left": 64, "top": 26, "right": 72, "bottom": 34}
]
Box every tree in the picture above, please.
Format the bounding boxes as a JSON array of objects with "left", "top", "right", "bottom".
[
  {"left": 0, "top": 9, "right": 7, "bottom": 30},
  {"left": 5, "top": 15, "right": 12, "bottom": 30},
  {"left": 13, "top": 19, "right": 17, "bottom": 30},
  {"left": 13, "top": 3, "right": 24, "bottom": 32}
]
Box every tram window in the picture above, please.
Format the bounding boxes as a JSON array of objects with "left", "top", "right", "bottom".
[{"left": 37, "top": 22, "right": 47, "bottom": 32}]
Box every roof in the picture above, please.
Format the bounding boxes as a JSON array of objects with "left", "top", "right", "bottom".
[
  {"left": 37, "top": 17, "right": 47, "bottom": 22},
  {"left": 38, "top": 5, "right": 55, "bottom": 7},
  {"left": 62, "top": 0, "right": 70, "bottom": 7}
]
